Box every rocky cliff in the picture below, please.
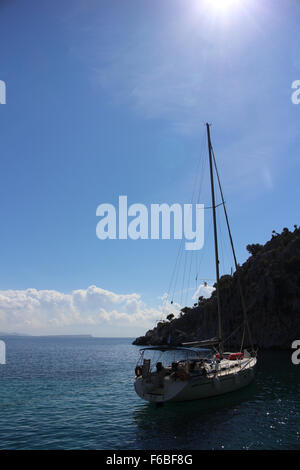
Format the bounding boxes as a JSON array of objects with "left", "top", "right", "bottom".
[{"left": 133, "top": 226, "right": 300, "bottom": 350}]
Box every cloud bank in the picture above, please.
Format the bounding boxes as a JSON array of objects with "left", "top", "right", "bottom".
[{"left": 0, "top": 285, "right": 180, "bottom": 336}]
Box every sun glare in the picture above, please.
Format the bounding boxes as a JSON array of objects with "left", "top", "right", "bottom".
[
  {"left": 210, "top": 0, "right": 240, "bottom": 10},
  {"left": 203, "top": 0, "right": 241, "bottom": 13}
]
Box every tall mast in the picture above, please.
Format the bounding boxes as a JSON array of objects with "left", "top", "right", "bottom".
[
  {"left": 206, "top": 123, "right": 222, "bottom": 349},
  {"left": 211, "top": 147, "right": 254, "bottom": 350}
]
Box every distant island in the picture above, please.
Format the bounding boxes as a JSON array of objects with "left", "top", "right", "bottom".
[
  {"left": 38, "top": 335, "right": 93, "bottom": 338},
  {"left": 133, "top": 226, "right": 300, "bottom": 350},
  {"left": 0, "top": 333, "right": 93, "bottom": 338}
]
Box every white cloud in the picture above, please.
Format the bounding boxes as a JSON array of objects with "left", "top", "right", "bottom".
[
  {"left": 192, "top": 283, "right": 215, "bottom": 300},
  {"left": 0, "top": 285, "right": 180, "bottom": 336}
]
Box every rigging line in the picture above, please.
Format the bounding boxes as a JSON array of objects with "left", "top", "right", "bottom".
[
  {"left": 191, "top": 129, "right": 207, "bottom": 204},
  {"left": 228, "top": 300, "right": 259, "bottom": 343},
  {"left": 167, "top": 128, "right": 207, "bottom": 307},
  {"left": 204, "top": 202, "right": 224, "bottom": 209},
  {"left": 196, "top": 144, "right": 207, "bottom": 205},
  {"left": 215, "top": 179, "right": 235, "bottom": 320},
  {"left": 185, "top": 248, "right": 195, "bottom": 307},
  {"left": 182, "top": 134, "right": 207, "bottom": 307},
  {"left": 240, "top": 323, "right": 246, "bottom": 353},
  {"left": 171, "top": 229, "right": 186, "bottom": 305},
  {"left": 192, "top": 144, "right": 208, "bottom": 299},
  {"left": 217, "top": 209, "right": 226, "bottom": 276},
  {"left": 217, "top": 206, "right": 231, "bottom": 277},
  {"left": 219, "top": 209, "right": 238, "bottom": 326},
  {"left": 222, "top": 322, "right": 243, "bottom": 344},
  {"left": 165, "top": 219, "right": 188, "bottom": 309},
  {"left": 185, "top": 249, "right": 197, "bottom": 308},
  {"left": 180, "top": 245, "right": 189, "bottom": 306},
  {"left": 214, "top": 277, "right": 261, "bottom": 347},
  {"left": 211, "top": 145, "right": 254, "bottom": 350},
  {"left": 170, "top": 238, "right": 185, "bottom": 304},
  {"left": 166, "top": 236, "right": 184, "bottom": 301},
  {"left": 195, "top": 216, "right": 213, "bottom": 282},
  {"left": 215, "top": 178, "right": 234, "bottom": 274},
  {"left": 185, "top": 141, "right": 206, "bottom": 304}
]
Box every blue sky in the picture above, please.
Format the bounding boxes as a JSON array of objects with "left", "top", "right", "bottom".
[{"left": 0, "top": 0, "right": 299, "bottom": 336}]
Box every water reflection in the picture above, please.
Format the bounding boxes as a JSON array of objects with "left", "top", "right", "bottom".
[
  {"left": 133, "top": 382, "right": 257, "bottom": 449},
  {"left": 132, "top": 351, "right": 300, "bottom": 450}
]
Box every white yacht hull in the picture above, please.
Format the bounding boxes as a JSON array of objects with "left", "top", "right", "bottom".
[{"left": 134, "top": 357, "right": 256, "bottom": 404}]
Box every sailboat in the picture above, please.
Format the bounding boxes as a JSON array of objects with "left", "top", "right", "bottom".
[{"left": 134, "top": 123, "right": 257, "bottom": 404}]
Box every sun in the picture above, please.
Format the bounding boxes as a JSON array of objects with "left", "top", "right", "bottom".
[
  {"left": 193, "top": 0, "right": 244, "bottom": 18},
  {"left": 209, "top": 0, "right": 240, "bottom": 11}
]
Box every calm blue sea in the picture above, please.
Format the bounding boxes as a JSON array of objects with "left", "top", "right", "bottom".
[{"left": 0, "top": 336, "right": 299, "bottom": 450}]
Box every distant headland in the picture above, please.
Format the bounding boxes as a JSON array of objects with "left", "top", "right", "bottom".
[
  {"left": 0, "top": 333, "right": 93, "bottom": 338},
  {"left": 133, "top": 226, "right": 300, "bottom": 350}
]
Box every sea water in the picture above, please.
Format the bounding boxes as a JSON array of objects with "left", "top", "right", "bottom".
[{"left": 0, "top": 336, "right": 299, "bottom": 450}]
